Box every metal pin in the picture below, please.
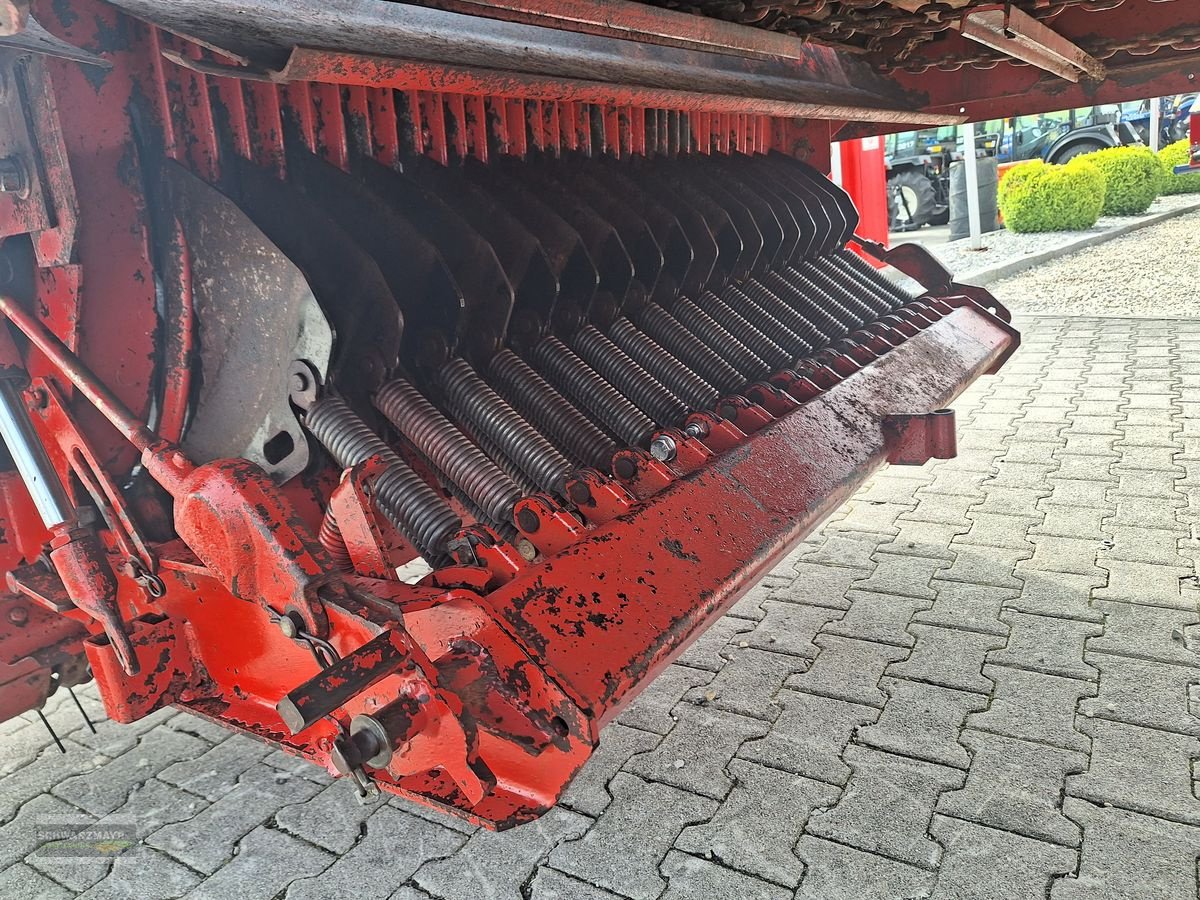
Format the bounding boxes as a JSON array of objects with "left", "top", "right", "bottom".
[
  {"left": 67, "top": 687, "right": 96, "bottom": 734},
  {"left": 35, "top": 709, "right": 66, "bottom": 754}
]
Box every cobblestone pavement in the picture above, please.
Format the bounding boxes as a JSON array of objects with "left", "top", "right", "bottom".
[{"left": 4, "top": 314, "right": 1200, "bottom": 899}]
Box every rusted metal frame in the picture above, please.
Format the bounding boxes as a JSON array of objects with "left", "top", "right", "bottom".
[
  {"left": 270, "top": 50, "right": 964, "bottom": 127},
  {"left": 958, "top": 4, "right": 1106, "bottom": 82},
  {"left": 407, "top": 0, "right": 831, "bottom": 62}
]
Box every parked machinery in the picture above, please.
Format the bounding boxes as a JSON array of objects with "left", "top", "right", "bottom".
[{"left": 0, "top": 0, "right": 1193, "bottom": 829}]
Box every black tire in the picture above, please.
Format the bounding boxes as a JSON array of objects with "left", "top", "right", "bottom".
[
  {"left": 1050, "top": 141, "right": 1107, "bottom": 164},
  {"left": 930, "top": 208, "right": 950, "bottom": 226},
  {"left": 888, "top": 169, "right": 937, "bottom": 231}
]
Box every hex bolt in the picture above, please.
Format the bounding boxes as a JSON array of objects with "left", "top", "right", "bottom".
[
  {"left": 649, "top": 434, "right": 677, "bottom": 463},
  {"left": 684, "top": 421, "right": 709, "bottom": 439},
  {"left": 7, "top": 605, "right": 28, "bottom": 625},
  {"left": 0, "top": 157, "right": 28, "bottom": 197}
]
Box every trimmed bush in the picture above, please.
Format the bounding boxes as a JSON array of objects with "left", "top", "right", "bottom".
[
  {"left": 998, "top": 158, "right": 1106, "bottom": 233},
  {"left": 1076, "top": 145, "right": 1161, "bottom": 215},
  {"left": 1158, "top": 139, "right": 1200, "bottom": 195}
]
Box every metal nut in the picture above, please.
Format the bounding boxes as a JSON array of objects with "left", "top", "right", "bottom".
[{"left": 0, "top": 156, "right": 27, "bottom": 196}]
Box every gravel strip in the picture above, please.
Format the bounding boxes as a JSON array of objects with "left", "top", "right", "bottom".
[
  {"left": 923, "top": 193, "right": 1200, "bottom": 282},
  {"left": 986, "top": 206, "right": 1200, "bottom": 317}
]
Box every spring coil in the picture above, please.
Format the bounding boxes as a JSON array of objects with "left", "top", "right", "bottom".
[
  {"left": 532, "top": 336, "right": 657, "bottom": 448},
  {"left": 488, "top": 349, "right": 619, "bottom": 471},
  {"left": 304, "top": 396, "right": 462, "bottom": 560},
  {"left": 765, "top": 269, "right": 856, "bottom": 337},
  {"left": 572, "top": 325, "right": 689, "bottom": 427},
  {"left": 809, "top": 256, "right": 892, "bottom": 318},
  {"left": 374, "top": 378, "right": 523, "bottom": 527},
  {"left": 318, "top": 510, "right": 353, "bottom": 573},
  {"left": 720, "top": 284, "right": 814, "bottom": 361},
  {"left": 671, "top": 297, "right": 772, "bottom": 382},
  {"left": 608, "top": 317, "right": 719, "bottom": 412},
  {"left": 691, "top": 290, "right": 792, "bottom": 372},
  {"left": 794, "top": 260, "right": 878, "bottom": 322},
  {"left": 634, "top": 304, "right": 745, "bottom": 396},
  {"left": 738, "top": 279, "right": 824, "bottom": 350},
  {"left": 438, "top": 357, "right": 574, "bottom": 496},
  {"left": 835, "top": 248, "right": 916, "bottom": 309}
]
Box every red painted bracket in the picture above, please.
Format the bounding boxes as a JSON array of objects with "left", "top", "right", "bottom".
[{"left": 882, "top": 409, "right": 957, "bottom": 465}]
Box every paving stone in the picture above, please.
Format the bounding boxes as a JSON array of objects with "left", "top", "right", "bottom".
[
  {"left": 929, "top": 816, "right": 1078, "bottom": 900},
  {"left": 970, "top": 665, "right": 1095, "bottom": 753},
  {"left": 675, "top": 760, "right": 838, "bottom": 888},
  {"left": 260, "top": 748, "right": 335, "bottom": 787},
  {"left": 857, "top": 677, "right": 987, "bottom": 769},
  {"left": 830, "top": 500, "right": 911, "bottom": 535},
  {"left": 1023, "top": 535, "right": 1104, "bottom": 576},
  {"left": 726, "top": 575, "right": 791, "bottom": 621},
  {"left": 1081, "top": 652, "right": 1200, "bottom": 735},
  {"left": 162, "top": 711, "right": 234, "bottom": 745},
  {"left": 794, "top": 835, "right": 937, "bottom": 899},
  {"left": 0, "top": 740, "right": 109, "bottom": 824},
  {"left": 158, "top": 733, "right": 271, "bottom": 801},
  {"left": 738, "top": 689, "right": 877, "bottom": 785},
  {"left": 658, "top": 851, "right": 791, "bottom": 900},
  {"left": 1009, "top": 420, "right": 1069, "bottom": 444},
  {"left": 886, "top": 624, "right": 1006, "bottom": 695},
  {"left": 939, "top": 544, "right": 1029, "bottom": 590},
  {"left": 1088, "top": 600, "right": 1200, "bottom": 667},
  {"left": 548, "top": 774, "right": 715, "bottom": 900},
  {"left": 559, "top": 723, "right": 661, "bottom": 818},
  {"left": 626, "top": 704, "right": 769, "bottom": 799},
  {"left": 744, "top": 601, "right": 844, "bottom": 658},
  {"left": 1052, "top": 799, "right": 1200, "bottom": 900},
  {"left": 675, "top": 617, "right": 753, "bottom": 671},
  {"left": 986, "top": 460, "right": 1058, "bottom": 489},
  {"left": 936, "top": 730, "right": 1087, "bottom": 847},
  {"left": 1002, "top": 570, "right": 1105, "bottom": 622},
  {"left": 1112, "top": 469, "right": 1182, "bottom": 499},
  {"left": 797, "top": 531, "right": 886, "bottom": 570},
  {"left": 147, "top": 763, "right": 323, "bottom": 874},
  {"left": 413, "top": 806, "right": 587, "bottom": 899},
  {"left": 1001, "top": 441, "right": 1062, "bottom": 467},
  {"left": 1112, "top": 445, "right": 1184, "bottom": 471},
  {"left": 0, "top": 793, "right": 93, "bottom": 871},
  {"left": 854, "top": 475, "right": 925, "bottom": 506},
  {"left": 1101, "top": 525, "right": 1191, "bottom": 567},
  {"left": 786, "top": 634, "right": 909, "bottom": 708},
  {"left": 184, "top": 826, "right": 333, "bottom": 900},
  {"left": 1106, "top": 496, "right": 1188, "bottom": 532},
  {"left": 75, "top": 848, "right": 201, "bottom": 900},
  {"left": 1039, "top": 477, "right": 1114, "bottom": 509},
  {"left": 529, "top": 868, "right": 624, "bottom": 899},
  {"left": 821, "top": 592, "right": 930, "bottom": 647},
  {"left": 52, "top": 727, "right": 208, "bottom": 817},
  {"left": 1068, "top": 719, "right": 1200, "bottom": 825},
  {"left": 1030, "top": 503, "right": 1109, "bottom": 539},
  {"left": 276, "top": 778, "right": 388, "bottom": 855},
  {"left": 911, "top": 580, "right": 1013, "bottom": 635},
  {"left": 683, "top": 647, "right": 808, "bottom": 721},
  {"left": 0, "top": 862, "right": 72, "bottom": 900},
  {"left": 970, "top": 485, "right": 1050, "bottom": 518},
  {"left": 67, "top": 707, "right": 176, "bottom": 758},
  {"left": 617, "top": 665, "right": 712, "bottom": 735},
  {"left": 1062, "top": 416, "right": 1121, "bottom": 436},
  {"left": 771, "top": 562, "right": 857, "bottom": 610},
  {"left": 1094, "top": 559, "right": 1195, "bottom": 609},
  {"left": 919, "top": 467, "right": 990, "bottom": 498},
  {"left": 806, "top": 744, "right": 963, "bottom": 868},
  {"left": 956, "top": 511, "right": 1039, "bottom": 550},
  {"left": 986, "top": 611, "right": 1101, "bottom": 681},
  {"left": 880, "top": 519, "right": 969, "bottom": 561},
  {"left": 900, "top": 493, "right": 976, "bottom": 527},
  {"left": 1057, "top": 432, "right": 1119, "bottom": 457},
  {"left": 849, "top": 553, "right": 949, "bottom": 600},
  {"left": 1114, "top": 424, "right": 1183, "bottom": 447}
]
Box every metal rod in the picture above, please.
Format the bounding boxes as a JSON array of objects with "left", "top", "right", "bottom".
[
  {"left": 67, "top": 686, "right": 97, "bottom": 734},
  {"left": 963, "top": 121, "right": 983, "bottom": 252},
  {"left": 35, "top": 709, "right": 66, "bottom": 754},
  {"left": 0, "top": 295, "right": 158, "bottom": 454},
  {"left": 0, "top": 380, "right": 73, "bottom": 527}
]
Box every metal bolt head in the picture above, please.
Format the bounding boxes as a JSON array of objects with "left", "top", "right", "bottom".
[
  {"left": 649, "top": 434, "right": 678, "bottom": 463},
  {"left": 7, "top": 605, "right": 28, "bottom": 625},
  {"left": 0, "top": 157, "right": 27, "bottom": 196}
]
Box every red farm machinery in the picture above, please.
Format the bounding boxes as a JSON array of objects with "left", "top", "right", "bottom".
[{"left": 0, "top": 0, "right": 1193, "bottom": 829}]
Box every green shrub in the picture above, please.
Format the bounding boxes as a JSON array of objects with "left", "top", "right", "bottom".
[
  {"left": 998, "top": 158, "right": 1106, "bottom": 233},
  {"left": 1158, "top": 139, "right": 1200, "bottom": 195},
  {"left": 1076, "top": 145, "right": 1161, "bottom": 215}
]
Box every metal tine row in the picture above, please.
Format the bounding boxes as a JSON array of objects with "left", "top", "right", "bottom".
[{"left": 289, "top": 146, "right": 915, "bottom": 563}]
